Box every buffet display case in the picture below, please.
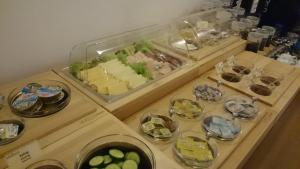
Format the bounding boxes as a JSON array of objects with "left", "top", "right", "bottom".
[
  {"left": 0, "top": 71, "right": 106, "bottom": 158},
  {"left": 154, "top": 8, "right": 243, "bottom": 61}
]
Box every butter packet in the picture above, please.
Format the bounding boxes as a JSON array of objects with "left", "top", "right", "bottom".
[{"left": 0, "top": 124, "right": 19, "bottom": 139}]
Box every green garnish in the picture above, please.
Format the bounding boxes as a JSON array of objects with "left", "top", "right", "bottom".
[
  {"left": 134, "top": 41, "right": 154, "bottom": 54},
  {"left": 70, "top": 62, "right": 85, "bottom": 78},
  {"left": 129, "top": 62, "right": 152, "bottom": 79}
]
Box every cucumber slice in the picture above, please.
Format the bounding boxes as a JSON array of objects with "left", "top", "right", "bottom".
[
  {"left": 122, "top": 160, "right": 138, "bottom": 169},
  {"left": 105, "top": 163, "right": 121, "bottom": 169},
  {"left": 117, "top": 161, "right": 124, "bottom": 168},
  {"left": 109, "top": 149, "right": 124, "bottom": 159},
  {"left": 125, "top": 152, "right": 140, "bottom": 164},
  {"left": 89, "top": 156, "right": 104, "bottom": 167},
  {"left": 104, "top": 155, "right": 112, "bottom": 164}
]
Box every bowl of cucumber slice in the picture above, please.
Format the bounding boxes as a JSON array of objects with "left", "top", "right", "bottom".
[{"left": 75, "top": 134, "right": 155, "bottom": 169}]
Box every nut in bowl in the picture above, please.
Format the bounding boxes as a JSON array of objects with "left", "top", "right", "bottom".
[
  {"left": 75, "top": 134, "right": 155, "bottom": 169},
  {"left": 140, "top": 111, "right": 179, "bottom": 143},
  {"left": 173, "top": 131, "right": 218, "bottom": 168},
  {"left": 169, "top": 98, "right": 204, "bottom": 120}
]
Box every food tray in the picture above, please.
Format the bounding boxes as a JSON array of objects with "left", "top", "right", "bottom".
[{"left": 208, "top": 51, "right": 300, "bottom": 106}]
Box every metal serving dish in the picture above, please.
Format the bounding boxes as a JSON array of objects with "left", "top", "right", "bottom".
[
  {"left": 8, "top": 80, "right": 71, "bottom": 118},
  {"left": 0, "top": 120, "right": 25, "bottom": 146}
]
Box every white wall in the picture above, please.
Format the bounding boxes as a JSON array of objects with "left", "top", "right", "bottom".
[{"left": 0, "top": 0, "right": 213, "bottom": 84}]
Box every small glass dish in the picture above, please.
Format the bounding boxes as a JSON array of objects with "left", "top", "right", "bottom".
[
  {"left": 259, "top": 70, "right": 284, "bottom": 87},
  {"left": 169, "top": 98, "right": 204, "bottom": 120},
  {"left": 139, "top": 111, "right": 179, "bottom": 143},
  {"left": 193, "top": 84, "right": 224, "bottom": 102},
  {"left": 75, "top": 134, "right": 155, "bottom": 169},
  {"left": 0, "top": 120, "right": 25, "bottom": 146},
  {"left": 26, "top": 159, "right": 66, "bottom": 169},
  {"left": 173, "top": 130, "right": 218, "bottom": 168},
  {"left": 202, "top": 115, "right": 241, "bottom": 140},
  {"left": 232, "top": 59, "right": 254, "bottom": 76},
  {"left": 224, "top": 96, "right": 259, "bottom": 119}
]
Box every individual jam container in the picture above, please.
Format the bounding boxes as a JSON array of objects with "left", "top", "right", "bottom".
[
  {"left": 173, "top": 131, "right": 218, "bottom": 168},
  {"left": 26, "top": 159, "right": 66, "bottom": 169},
  {"left": 202, "top": 115, "right": 241, "bottom": 140},
  {"left": 0, "top": 120, "right": 25, "bottom": 146},
  {"left": 246, "top": 32, "right": 263, "bottom": 53},
  {"left": 169, "top": 98, "right": 205, "bottom": 120},
  {"left": 224, "top": 96, "right": 259, "bottom": 119},
  {"left": 262, "top": 26, "right": 276, "bottom": 47},
  {"left": 139, "top": 111, "right": 179, "bottom": 143},
  {"left": 193, "top": 84, "right": 223, "bottom": 102},
  {"left": 75, "top": 134, "right": 155, "bottom": 169}
]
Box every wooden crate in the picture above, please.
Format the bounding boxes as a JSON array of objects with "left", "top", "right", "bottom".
[
  {"left": 124, "top": 76, "right": 268, "bottom": 169},
  {"left": 0, "top": 71, "right": 106, "bottom": 157},
  {"left": 53, "top": 40, "right": 247, "bottom": 120},
  {"left": 208, "top": 51, "right": 300, "bottom": 106},
  {"left": 1, "top": 112, "right": 183, "bottom": 169}
]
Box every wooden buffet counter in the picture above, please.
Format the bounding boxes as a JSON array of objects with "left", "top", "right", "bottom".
[
  {"left": 0, "top": 71, "right": 104, "bottom": 158},
  {"left": 1, "top": 41, "right": 300, "bottom": 169}
]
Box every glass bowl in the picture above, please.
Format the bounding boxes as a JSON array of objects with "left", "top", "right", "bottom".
[
  {"left": 224, "top": 96, "right": 259, "bottom": 119},
  {"left": 75, "top": 134, "right": 155, "bottom": 169},
  {"left": 193, "top": 84, "right": 224, "bottom": 103},
  {"left": 173, "top": 130, "right": 218, "bottom": 168},
  {"left": 202, "top": 115, "right": 241, "bottom": 140},
  {"left": 139, "top": 110, "right": 179, "bottom": 143},
  {"left": 26, "top": 159, "right": 66, "bottom": 169},
  {"left": 0, "top": 119, "right": 25, "bottom": 146},
  {"left": 169, "top": 98, "right": 205, "bottom": 120}
]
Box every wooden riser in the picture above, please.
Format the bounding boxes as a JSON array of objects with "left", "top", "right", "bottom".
[
  {"left": 208, "top": 51, "right": 300, "bottom": 106},
  {"left": 0, "top": 71, "right": 106, "bottom": 158}
]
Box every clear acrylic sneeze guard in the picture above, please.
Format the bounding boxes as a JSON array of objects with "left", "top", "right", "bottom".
[{"left": 63, "top": 25, "right": 191, "bottom": 103}]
